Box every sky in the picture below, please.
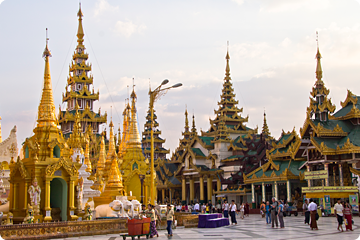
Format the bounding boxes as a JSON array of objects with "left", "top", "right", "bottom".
[{"left": 1, "top": 0, "right": 360, "bottom": 156}]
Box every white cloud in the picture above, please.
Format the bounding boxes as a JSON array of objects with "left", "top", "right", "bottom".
[
  {"left": 0, "top": 0, "right": 4, "bottom": 5},
  {"left": 114, "top": 20, "right": 146, "bottom": 38},
  {"left": 94, "top": 0, "right": 119, "bottom": 16},
  {"left": 259, "top": 0, "right": 330, "bottom": 12},
  {"left": 280, "top": 38, "right": 292, "bottom": 48},
  {"left": 232, "top": 0, "right": 244, "bottom": 6}
]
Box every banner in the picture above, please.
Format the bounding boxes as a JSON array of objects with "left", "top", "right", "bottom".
[
  {"left": 304, "top": 170, "right": 328, "bottom": 180},
  {"left": 349, "top": 194, "right": 358, "bottom": 212},
  {"left": 324, "top": 195, "right": 331, "bottom": 215}
]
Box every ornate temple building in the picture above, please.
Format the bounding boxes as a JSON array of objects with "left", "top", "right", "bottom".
[
  {"left": 58, "top": 6, "right": 107, "bottom": 162},
  {"left": 244, "top": 44, "right": 360, "bottom": 210},
  {"left": 0, "top": 117, "right": 18, "bottom": 200},
  {"left": 299, "top": 46, "right": 360, "bottom": 201},
  {"left": 155, "top": 49, "right": 274, "bottom": 205}
]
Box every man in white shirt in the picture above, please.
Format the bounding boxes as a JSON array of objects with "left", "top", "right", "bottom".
[
  {"left": 334, "top": 199, "right": 344, "bottom": 232},
  {"left": 308, "top": 199, "right": 318, "bottom": 230},
  {"left": 223, "top": 200, "right": 229, "bottom": 218},
  {"left": 194, "top": 202, "right": 200, "bottom": 212}
]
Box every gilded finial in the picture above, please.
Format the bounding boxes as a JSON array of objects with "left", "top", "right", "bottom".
[
  {"left": 184, "top": 107, "right": 189, "bottom": 132},
  {"left": 43, "top": 28, "right": 51, "bottom": 58},
  {"left": 262, "top": 109, "right": 271, "bottom": 137},
  {"left": 191, "top": 114, "right": 197, "bottom": 135},
  {"left": 315, "top": 31, "right": 322, "bottom": 81},
  {"left": 225, "top": 43, "right": 231, "bottom": 81},
  {"left": 77, "top": 2, "right": 84, "bottom": 44}
]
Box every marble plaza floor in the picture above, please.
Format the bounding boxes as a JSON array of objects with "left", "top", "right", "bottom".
[{"left": 51, "top": 214, "right": 360, "bottom": 240}]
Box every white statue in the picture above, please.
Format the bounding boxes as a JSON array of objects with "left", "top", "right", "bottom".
[
  {"left": 95, "top": 200, "right": 124, "bottom": 218},
  {"left": 28, "top": 178, "right": 41, "bottom": 215},
  {"left": 131, "top": 200, "right": 141, "bottom": 217},
  {"left": 76, "top": 177, "right": 84, "bottom": 211},
  {"left": 121, "top": 200, "right": 134, "bottom": 218}
]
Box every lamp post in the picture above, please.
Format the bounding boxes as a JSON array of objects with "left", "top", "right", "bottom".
[
  {"left": 149, "top": 80, "right": 182, "bottom": 205},
  {"left": 139, "top": 174, "right": 145, "bottom": 204}
]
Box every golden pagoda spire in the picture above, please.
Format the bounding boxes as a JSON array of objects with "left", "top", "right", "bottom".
[
  {"left": 37, "top": 29, "right": 57, "bottom": 128},
  {"left": 127, "top": 85, "right": 141, "bottom": 147},
  {"left": 77, "top": 3, "right": 84, "bottom": 46},
  {"left": 315, "top": 32, "right": 322, "bottom": 82},
  {"left": 225, "top": 42, "right": 231, "bottom": 81},
  {"left": 185, "top": 108, "right": 189, "bottom": 132},
  {"left": 107, "top": 120, "right": 116, "bottom": 158},
  {"left": 96, "top": 133, "right": 106, "bottom": 173},
  {"left": 83, "top": 136, "right": 92, "bottom": 172},
  {"left": 117, "top": 124, "right": 121, "bottom": 147},
  {"left": 101, "top": 156, "right": 123, "bottom": 197},
  {"left": 262, "top": 110, "right": 271, "bottom": 137},
  {"left": 191, "top": 114, "right": 197, "bottom": 135}
]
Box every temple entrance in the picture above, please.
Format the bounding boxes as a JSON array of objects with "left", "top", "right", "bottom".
[{"left": 50, "top": 178, "right": 68, "bottom": 221}]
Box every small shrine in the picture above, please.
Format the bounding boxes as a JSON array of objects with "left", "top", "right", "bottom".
[{"left": 9, "top": 36, "right": 81, "bottom": 223}]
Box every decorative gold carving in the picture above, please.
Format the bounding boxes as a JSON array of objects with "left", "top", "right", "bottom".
[{"left": 45, "top": 157, "right": 77, "bottom": 177}]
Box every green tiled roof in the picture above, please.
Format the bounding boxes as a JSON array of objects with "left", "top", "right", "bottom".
[
  {"left": 312, "top": 119, "right": 353, "bottom": 133},
  {"left": 333, "top": 97, "right": 360, "bottom": 117},
  {"left": 198, "top": 136, "right": 214, "bottom": 147},
  {"left": 191, "top": 148, "right": 205, "bottom": 157},
  {"left": 313, "top": 125, "right": 360, "bottom": 149},
  {"left": 223, "top": 155, "right": 245, "bottom": 160},
  {"left": 251, "top": 160, "right": 306, "bottom": 179}
]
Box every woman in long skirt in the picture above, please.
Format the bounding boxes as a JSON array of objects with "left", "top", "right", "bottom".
[
  {"left": 344, "top": 202, "right": 353, "bottom": 231},
  {"left": 147, "top": 204, "right": 159, "bottom": 238}
]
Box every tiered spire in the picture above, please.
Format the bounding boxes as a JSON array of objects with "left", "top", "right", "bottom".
[
  {"left": 104, "top": 120, "right": 116, "bottom": 180},
  {"left": 179, "top": 108, "right": 192, "bottom": 148},
  {"left": 101, "top": 157, "right": 123, "bottom": 197},
  {"left": 118, "top": 102, "right": 131, "bottom": 159},
  {"left": 205, "top": 47, "right": 250, "bottom": 136},
  {"left": 37, "top": 32, "right": 57, "bottom": 128},
  {"left": 191, "top": 114, "right": 197, "bottom": 136},
  {"left": 58, "top": 4, "right": 106, "bottom": 136},
  {"left": 127, "top": 87, "right": 141, "bottom": 148},
  {"left": 96, "top": 133, "right": 106, "bottom": 173},
  {"left": 307, "top": 33, "right": 336, "bottom": 122},
  {"left": 211, "top": 113, "right": 232, "bottom": 143},
  {"left": 83, "top": 135, "right": 92, "bottom": 172},
  {"left": 262, "top": 111, "right": 271, "bottom": 137},
  {"left": 67, "top": 104, "right": 84, "bottom": 148}
]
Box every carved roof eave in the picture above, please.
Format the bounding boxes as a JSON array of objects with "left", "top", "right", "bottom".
[
  {"left": 45, "top": 157, "right": 78, "bottom": 177},
  {"left": 300, "top": 118, "right": 348, "bottom": 139},
  {"left": 269, "top": 136, "right": 302, "bottom": 160},
  {"left": 67, "top": 75, "right": 94, "bottom": 85},
  {"left": 69, "top": 62, "right": 92, "bottom": 72},
  {"left": 340, "top": 90, "right": 357, "bottom": 108},
  {"left": 58, "top": 109, "right": 107, "bottom": 124},
  {"left": 310, "top": 137, "right": 360, "bottom": 155},
  {"left": 72, "top": 51, "right": 89, "bottom": 60},
  {"left": 10, "top": 160, "right": 30, "bottom": 179},
  {"left": 271, "top": 129, "right": 297, "bottom": 149},
  {"left": 62, "top": 89, "right": 99, "bottom": 102},
  {"left": 318, "top": 97, "right": 336, "bottom": 113},
  {"left": 214, "top": 187, "right": 250, "bottom": 195},
  {"left": 310, "top": 86, "right": 330, "bottom": 98},
  {"left": 244, "top": 168, "right": 302, "bottom": 184},
  {"left": 329, "top": 104, "right": 360, "bottom": 121},
  {"left": 202, "top": 128, "right": 256, "bottom": 137}
]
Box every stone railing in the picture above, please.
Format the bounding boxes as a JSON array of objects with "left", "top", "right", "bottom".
[{"left": 0, "top": 218, "right": 127, "bottom": 240}]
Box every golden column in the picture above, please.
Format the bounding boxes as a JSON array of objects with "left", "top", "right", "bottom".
[
  {"left": 9, "top": 182, "right": 13, "bottom": 210},
  {"left": 339, "top": 163, "right": 344, "bottom": 186},
  {"left": 149, "top": 80, "right": 182, "bottom": 205},
  {"left": 162, "top": 189, "right": 165, "bottom": 203},
  {"left": 44, "top": 178, "right": 52, "bottom": 222},
  {"left": 216, "top": 178, "right": 221, "bottom": 193},
  {"left": 23, "top": 181, "right": 28, "bottom": 210},
  {"left": 207, "top": 175, "right": 212, "bottom": 202},
  {"left": 182, "top": 177, "right": 186, "bottom": 203},
  {"left": 324, "top": 163, "right": 329, "bottom": 186},
  {"left": 199, "top": 175, "right": 204, "bottom": 203},
  {"left": 189, "top": 177, "right": 194, "bottom": 203}
]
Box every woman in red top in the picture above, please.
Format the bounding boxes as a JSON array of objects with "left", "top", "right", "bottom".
[{"left": 344, "top": 201, "right": 353, "bottom": 231}]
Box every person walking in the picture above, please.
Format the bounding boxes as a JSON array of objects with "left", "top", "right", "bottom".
[
  {"left": 201, "top": 203, "right": 206, "bottom": 213},
  {"left": 230, "top": 200, "right": 237, "bottom": 225},
  {"left": 278, "top": 200, "right": 285, "bottom": 228},
  {"left": 166, "top": 204, "right": 174, "bottom": 237},
  {"left": 205, "top": 203, "right": 210, "bottom": 213},
  {"left": 303, "top": 199, "right": 310, "bottom": 225},
  {"left": 223, "top": 200, "right": 229, "bottom": 218},
  {"left": 334, "top": 199, "right": 344, "bottom": 232},
  {"left": 194, "top": 202, "right": 200, "bottom": 212},
  {"left": 239, "top": 203, "right": 245, "bottom": 219},
  {"left": 208, "top": 201, "right": 213, "bottom": 213},
  {"left": 265, "top": 201, "right": 271, "bottom": 224},
  {"left": 147, "top": 204, "right": 159, "bottom": 238},
  {"left": 260, "top": 202, "right": 266, "bottom": 218},
  {"left": 270, "top": 197, "right": 278, "bottom": 228},
  {"left": 308, "top": 199, "right": 318, "bottom": 230},
  {"left": 245, "top": 202, "right": 250, "bottom": 217},
  {"left": 344, "top": 201, "right": 353, "bottom": 231}
]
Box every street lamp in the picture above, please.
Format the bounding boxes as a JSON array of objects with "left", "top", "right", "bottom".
[{"left": 149, "top": 79, "right": 182, "bottom": 205}]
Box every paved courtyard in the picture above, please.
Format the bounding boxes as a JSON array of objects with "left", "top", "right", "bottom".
[{"left": 51, "top": 214, "right": 360, "bottom": 240}]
